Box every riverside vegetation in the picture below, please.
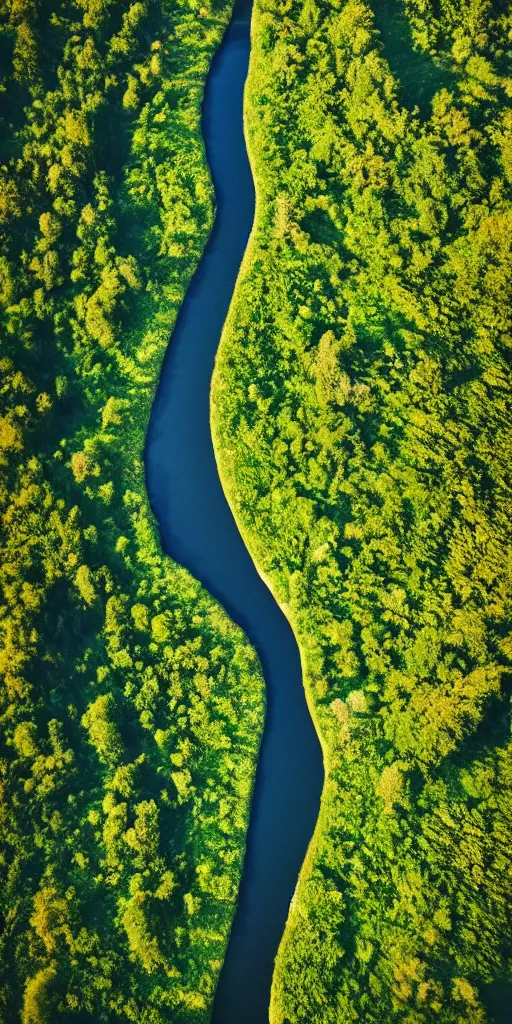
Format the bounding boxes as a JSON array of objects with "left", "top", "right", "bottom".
[
  {"left": 0, "top": 0, "right": 265, "bottom": 1020},
  {"left": 212, "top": 0, "right": 512, "bottom": 1021}
]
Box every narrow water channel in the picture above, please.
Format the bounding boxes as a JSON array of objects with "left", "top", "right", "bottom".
[{"left": 145, "top": 1, "right": 324, "bottom": 1020}]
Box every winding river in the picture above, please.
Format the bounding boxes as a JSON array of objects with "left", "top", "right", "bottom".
[{"left": 145, "top": 1, "right": 323, "bottom": 1020}]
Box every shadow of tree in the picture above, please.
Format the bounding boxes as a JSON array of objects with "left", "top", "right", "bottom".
[
  {"left": 371, "top": 0, "right": 456, "bottom": 115},
  {"left": 480, "top": 980, "right": 512, "bottom": 1024}
]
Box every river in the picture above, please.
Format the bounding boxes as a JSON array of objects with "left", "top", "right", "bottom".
[{"left": 145, "top": 1, "right": 324, "bottom": 1020}]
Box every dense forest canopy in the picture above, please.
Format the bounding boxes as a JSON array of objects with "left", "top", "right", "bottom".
[
  {"left": 0, "top": 0, "right": 265, "bottom": 1020},
  {"left": 2, "top": 0, "right": 512, "bottom": 1019},
  {"left": 212, "top": 0, "right": 512, "bottom": 1020}
]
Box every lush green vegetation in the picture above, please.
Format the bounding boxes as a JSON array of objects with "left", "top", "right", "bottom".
[
  {"left": 0, "top": 0, "right": 265, "bottom": 1020},
  {"left": 212, "top": 0, "right": 512, "bottom": 1020}
]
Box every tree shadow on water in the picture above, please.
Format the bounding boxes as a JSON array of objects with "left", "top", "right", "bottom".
[{"left": 480, "top": 980, "right": 512, "bottom": 1024}]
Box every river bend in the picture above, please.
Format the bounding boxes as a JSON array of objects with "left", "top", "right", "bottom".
[{"left": 145, "top": 2, "right": 323, "bottom": 1020}]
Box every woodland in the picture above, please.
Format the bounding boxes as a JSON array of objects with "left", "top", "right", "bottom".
[
  {"left": 1, "top": 0, "right": 512, "bottom": 1021},
  {"left": 212, "top": 0, "right": 512, "bottom": 1021},
  {"left": 0, "top": 0, "right": 264, "bottom": 1020}
]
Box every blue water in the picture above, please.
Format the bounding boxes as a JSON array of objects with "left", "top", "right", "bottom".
[{"left": 145, "top": 2, "right": 323, "bottom": 1021}]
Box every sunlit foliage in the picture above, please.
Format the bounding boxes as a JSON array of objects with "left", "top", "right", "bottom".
[
  {"left": 0, "top": 0, "right": 264, "bottom": 1019},
  {"left": 213, "top": 0, "right": 512, "bottom": 1019}
]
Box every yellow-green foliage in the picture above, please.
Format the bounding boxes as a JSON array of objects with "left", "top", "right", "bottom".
[
  {"left": 212, "top": 0, "right": 512, "bottom": 1020},
  {"left": 0, "top": 0, "right": 264, "bottom": 1020}
]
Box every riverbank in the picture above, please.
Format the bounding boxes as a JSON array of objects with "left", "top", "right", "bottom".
[
  {"left": 145, "top": 1, "right": 323, "bottom": 1020},
  {"left": 0, "top": 0, "right": 267, "bottom": 1019},
  {"left": 209, "top": 0, "right": 512, "bottom": 1021},
  {"left": 210, "top": 3, "right": 332, "bottom": 1018}
]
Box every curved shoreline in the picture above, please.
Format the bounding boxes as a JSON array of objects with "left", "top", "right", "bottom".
[
  {"left": 146, "top": 1, "right": 324, "bottom": 1020},
  {"left": 209, "top": 6, "right": 332, "bottom": 1015}
]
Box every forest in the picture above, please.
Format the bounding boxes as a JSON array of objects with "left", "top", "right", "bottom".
[
  {"left": 0, "top": 0, "right": 265, "bottom": 1020},
  {"left": 212, "top": 0, "right": 512, "bottom": 1021},
  {"left": 2, "top": 0, "right": 512, "bottom": 1020}
]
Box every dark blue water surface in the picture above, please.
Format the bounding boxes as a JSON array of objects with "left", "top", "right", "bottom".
[{"left": 145, "top": 2, "right": 324, "bottom": 1021}]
